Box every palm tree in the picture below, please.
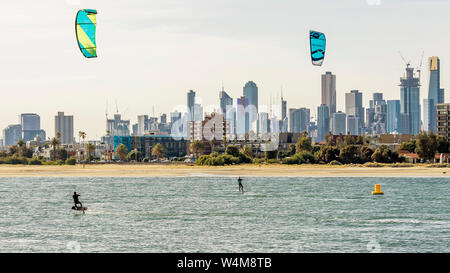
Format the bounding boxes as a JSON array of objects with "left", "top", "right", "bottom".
[
  {"left": 78, "top": 131, "right": 87, "bottom": 167},
  {"left": 86, "top": 143, "right": 96, "bottom": 162},
  {"left": 16, "top": 140, "right": 26, "bottom": 157},
  {"left": 240, "top": 145, "right": 253, "bottom": 158},
  {"left": 152, "top": 143, "right": 166, "bottom": 161},
  {"left": 17, "top": 139, "right": 25, "bottom": 148},
  {"left": 116, "top": 144, "right": 128, "bottom": 161},
  {"left": 78, "top": 131, "right": 86, "bottom": 159},
  {"left": 190, "top": 140, "right": 204, "bottom": 159},
  {"left": 105, "top": 130, "right": 112, "bottom": 161},
  {"left": 50, "top": 137, "right": 61, "bottom": 161}
]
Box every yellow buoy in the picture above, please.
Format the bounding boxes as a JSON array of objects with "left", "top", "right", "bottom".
[{"left": 372, "top": 184, "right": 384, "bottom": 195}]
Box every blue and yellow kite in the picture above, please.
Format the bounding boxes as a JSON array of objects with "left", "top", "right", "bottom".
[
  {"left": 310, "top": 30, "right": 326, "bottom": 66},
  {"left": 75, "top": 9, "right": 97, "bottom": 58}
]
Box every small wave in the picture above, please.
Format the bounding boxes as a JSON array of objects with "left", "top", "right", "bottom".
[
  {"left": 243, "top": 192, "right": 267, "bottom": 198},
  {"left": 367, "top": 218, "right": 449, "bottom": 225}
]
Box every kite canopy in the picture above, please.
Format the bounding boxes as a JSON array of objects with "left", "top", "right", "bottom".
[
  {"left": 75, "top": 9, "right": 97, "bottom": 58},
  {"left": 310, "top": 30, "right": 326, "bottom": 66}
]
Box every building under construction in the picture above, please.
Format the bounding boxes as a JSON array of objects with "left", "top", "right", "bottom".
[{"left": 399, "top": 64, "right": 421, "bottom": 135}]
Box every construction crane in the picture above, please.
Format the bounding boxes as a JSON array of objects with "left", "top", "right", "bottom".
[
  {"left": 398, "top": 51, "right": 411, "bottom": 68},
  {"left": 416, "top": 50, "right": 425, "bottom": 81}
]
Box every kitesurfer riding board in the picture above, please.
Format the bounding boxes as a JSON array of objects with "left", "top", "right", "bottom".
[{"left": 72, "top": 191, "right": 87, "bottom": 214}]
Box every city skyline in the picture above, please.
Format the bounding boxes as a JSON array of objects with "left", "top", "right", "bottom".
[
  {"left": 1, "top": 0, "right": 450, "bottom": 138},
  {"left": 0, "top": 63, "right": 443, "bottom": 144}
]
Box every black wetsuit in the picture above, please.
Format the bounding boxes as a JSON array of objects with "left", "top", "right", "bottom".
[
  {"left": 238, "top": 179, "right": 244, "bottom": 192},
  {"left": 73, "top": 193, "right": 82, "bottom": 208}
]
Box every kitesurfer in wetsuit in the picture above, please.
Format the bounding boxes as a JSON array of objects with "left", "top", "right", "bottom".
[
  {"left": 238, "top": 177, "right": 244, "bottom": 193},
  {"left": 73, "top": 192, "right": 82, "bottom": 208}
]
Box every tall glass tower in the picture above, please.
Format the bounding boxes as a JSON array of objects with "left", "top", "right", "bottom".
[
  {"left": 386, "top": 100, "right": 401, "bottom": 133},
  {"left": 187, "top": 90, "right": 196, "bottom": 122},
  {"left": 345, "top": 90, "right": 365, "bottom": 133},
  {"left": 219, "top": 88, "right": 233, "bottom": 115},
  {"left": 321, "top": 72, "right": 336, "bottom": 118},
  {"left": 280, "top": 96, "right": 288, "bottom": 132},
  {"left": 317, "top": 104, "right": 330, "bottom": 142},
  {"left": 243, "top": 81, "right": 258, "bottom": 112},
  {"left": 243, "top": 81, "right": 258, "bottom": 133},
  {"left": 400, "top": 65, "right": 421, "bottom": 135},
  {"left": 424, "top": 57, "right": 444, "bottom": 132}
]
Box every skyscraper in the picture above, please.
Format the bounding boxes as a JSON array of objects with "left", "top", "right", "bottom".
[
  {"left": 219, "top": 89, "right": 233, "bottom": 115},
  {"left": 280, "top": 96, "right": 288, "bottom": 132},
  {"left": 400, "top": 65, "right": 421, "bottom": 135},
  {"left": 365, "top": 108, "right": 375, "bottom": 134},
  {"left": 170, "top": 111, "right": 181, "bottom": 124},
  {"left": 243, "top": 81, "right": 258, "bottom": 134},
  {"left": 2, "top": 124, "right": 22, "bottom": 146},
  {"left": 187, "top": 90, "right": 196, "bottom": 121},
  {"left": 317, "top": 104, "right": 330, "bottom": 142},
  {"left": 423, "top": 99, "right": 433, "bottom": 132},
  {"left": 137, "top": 115, "right": 149, "bottom": 136},
  {"left": 345, "top": 90, "right": 365, "bottom": 133},
  {"left": 243, "top": 81, "right": 258, "bottom": 112},
  {"left": 259, "top": 112, "right": 270, "bottom": 133},
  {"left": 20, "top": 113, "right": 45, "bottom": 142},
  {"left": 289, "top": 108, "right": 310, "bottom": 133},
  {"left": 107, "top": 114, "right": 130, "bottom": 137},
  {"left": 367, "top": 93, "right": 386, "bottom": 135},
  {"left": 236, "top": 96, "right": 248, "bottom": 136},
  {"left": 370, "top": 93, "right": 384, "bottom": 109},
  {"left": 347, "top": 115, "right": 359, "bottom": 135},
  {"left": 194, "top": 104, "right": 203, "bottom": 122},
  {"left": 332, "top": 111, "right": 346, "bottom": 135},
  {"left": 160, "top": 114, "right": 167, "bottom": 124},
  {"left": 386, "top": 100, "right": 401, "bottom": 134},
  {"left": 424, "top": 57, "right": 444, "bottom": 132},
  {"left": 55, "top": 112, "right": 74, "bottom": 144},
  {"left": 321, "top": 72, "right": 336, "bottom": 118}
]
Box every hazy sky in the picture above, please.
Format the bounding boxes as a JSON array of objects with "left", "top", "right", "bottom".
[{"left": 1, "top": 0, "right": 450, "bottom": 139}]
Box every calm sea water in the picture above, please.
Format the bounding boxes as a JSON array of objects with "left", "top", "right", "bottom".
[{"left": 0, "top": 176, "right": 449, "bottom": 253}]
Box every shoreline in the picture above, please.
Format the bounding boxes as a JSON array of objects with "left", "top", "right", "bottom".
[{"left": 0, "top": 164, "right": 449, "bottom": 177}]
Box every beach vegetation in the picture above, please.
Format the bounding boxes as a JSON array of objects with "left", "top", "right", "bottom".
[
  {"left": 28, "top": 157, "right": 43, "bottom": 165},
  {"left": 296, "top": 131, "right": 313, "bottom": 153},
  {"left": 399, "top": 140, "right": 416, "bottom": 153},
  {"left": 190, "top": 140, "right": 204, "bottom": 159},
  {"left": 415, "top": 131, "right": 438, "bottom": 162},
  {"left": 264, "top": 150, "right": 278, "bottom": 160},
  {"left": 152, "top": 143, "right": 166, "bottom": 161},
  {"left": 225, "top": 145, "right": 240, "bottom": 157},
  {"left": 371, "top": 145, "right": 402, "bottom": 163},
  {"left": 65, "top": 156, "right": 77, "bottom": 165},
  {"left": 436, "top": 135, "right": 450, "bottom": 153},
  {"left": 128, "top": 149, "right": 143, "bottom": 161},
  {"left": 316, "top": 146, "right": 340, "bottom": 163},
  {"left": 240, "top": 145, "right": 253, "bottom": 158},
  {"left": 116, "top": 144, "right": 128, "bottom": 161}
]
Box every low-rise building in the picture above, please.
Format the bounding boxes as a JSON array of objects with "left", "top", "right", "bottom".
[{"left": 114, "top": 135, "right": 187, "bottom": 159}]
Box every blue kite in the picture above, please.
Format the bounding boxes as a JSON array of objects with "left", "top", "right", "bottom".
[{"left": 310, "top": 30, "right": 326, "bottom": 66}]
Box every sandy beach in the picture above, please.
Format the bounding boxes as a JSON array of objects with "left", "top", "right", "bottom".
[{"left": 0, "top": 164, "right": 449, "bottom": 177}]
